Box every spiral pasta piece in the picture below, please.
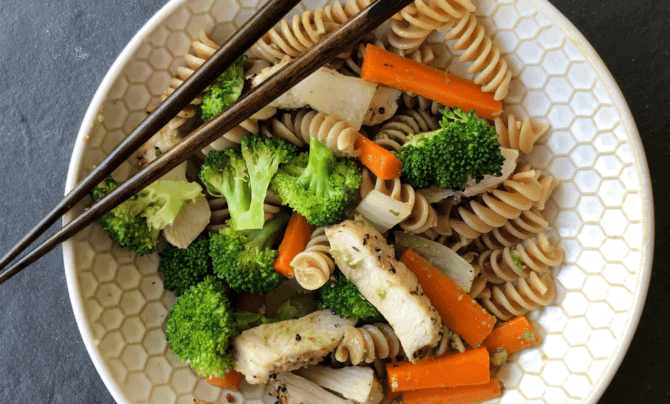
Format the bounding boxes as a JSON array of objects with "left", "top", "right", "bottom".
[
  {"left": 359, "top": 168, "right": 438, "bottom": 234},
  {"left": 477, "top": 233, "right": 564, "bottom": 285},
  {"left": 160, "top": 31, "right": 218, "bottom": 118},
  {"left": 400, "top": 93, "right": 446, "bottom": 115},
  {"left": 291, "top": 227, "right": 335, "bottom": 290},
  {"left": 252, "top": 9, "right": 349, "bottom": 63},
  {"left": 442, "top": 12, "right": 512, "bottom": 100},
  {"left": 333, "top": 324, "right": 401, "bottom": 365},
  {"left": 495, "top": 114, "right": 549, "bottom": 155},
  {"left": 205, "top": 191, "right": 282, "bottom": 233},
  {"left": 387, "top": 0, "right": 475, "bottom": 53},
  {"left": 262, "top": 109, "right": 361, "bottom": 157},
  {"left": 372, "top": 108, "right": 440, "bottom": 153},
  {"left": 448, "top": 164, "right": 555, "bottom": 241},
  {"left": 480, "top": 271, "right": 557, "bottom": 321},
  {"left": 429, "top": 325, "right": 465, "bottom": 356},
  {"left": 323, "top": 0, "right": 375, "bottom": 24}
]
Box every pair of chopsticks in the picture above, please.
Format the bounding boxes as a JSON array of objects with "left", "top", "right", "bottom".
[{"left": 0, "top": 0, "right": 415, "bottom": 284}]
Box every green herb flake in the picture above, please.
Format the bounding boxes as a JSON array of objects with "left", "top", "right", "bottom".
[
  {"left": 389, "top": 209, "right": 400, "bottom": 217},
  {"left": 377, "top": 289, "right": 387, "bottom": 300}
]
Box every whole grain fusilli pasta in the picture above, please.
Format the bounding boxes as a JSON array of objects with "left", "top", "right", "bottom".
[
  {"left": 480, "top": 271, "right": 557, "bottom": 321},
  {"left": 448, "top": 165, "right": 555, "bottom": 241},
  {"left": 387, "top": 0, "right": 475, "bottom": 53},
  {"left": 262, "top": 109, "right": 361, "bottom": 157},
  {"left": 291, "top": 227, "right": 335, "bottom": 290},
  {"left": 372, "top": 108, "right": 440, "bottom": 153},
  {"left": 400, "top": 93, "right": 446, "bottom": 115},
  {"left": 333, "top": 324, "right": 401, "bottom": 365},
  {"left": 251, "top": 9, "right": 348, "bottom": 63},
  {"left": 360, "top": 168, "right": 438, "bottom": 234},
  {"left": 443, "top": 12, "right": 512, "bottom": 100},
  {"left": 477, "top": 233, "right": 564, "bottom": 284},
  {"left": 495, "top": 114, "right": 549, "bottom": 155},
  {"left": 323, "top": 0, "right": 375, "bottom": 24}
]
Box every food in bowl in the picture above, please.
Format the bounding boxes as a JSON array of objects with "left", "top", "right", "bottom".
[{"left": 90, "top": 2, "right": 570, "bottom": 402}]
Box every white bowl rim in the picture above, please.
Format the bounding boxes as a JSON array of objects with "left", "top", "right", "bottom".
[{"left": 60, "top": 1, "right": 655, "bottom": 403}]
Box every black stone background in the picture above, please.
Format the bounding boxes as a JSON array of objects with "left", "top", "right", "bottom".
[{"left": 0, "top": 0, "right": 667, "bottom": 402}]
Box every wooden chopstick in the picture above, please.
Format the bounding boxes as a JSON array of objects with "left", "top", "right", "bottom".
[
  {"left": 0, "top": 0, "right": 416, "bottom": 284},
  {"left": 0, "top": 0, "right": 301, "bottom": 272}
]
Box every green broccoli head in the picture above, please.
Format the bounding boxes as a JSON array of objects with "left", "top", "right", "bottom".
[
  {"left": 271, "top": 138, "right": 361, "bottom": 226},
  {"left": 199, "top": 135, "right": 296, "bottom": 231},
  {"left": 200, "top": 55, "right": 246, "bottom": 122},
  {"left": 399, "top": 108, "right": 505, "bottom": 191},
  {"left": 91, "top": 176, "right": 203, "bottom": 256},
  {"left": 159, "top": 237, "right": 213, "bottom": 296},
  {"left": 318, "top": 271, "right": 385, "bottom": 324},
  {"left": 165, "top": 276, "right": 238, "bottom": 378},
  {"left": 209, "top": 210, "right": 290, "bottom": 295}
]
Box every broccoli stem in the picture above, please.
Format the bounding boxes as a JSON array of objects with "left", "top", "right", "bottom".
[
  {"left": 224, "top": 175, "right": 252, "bottom": 230},
  {"left": 243, "top": 210, "right": 290, "bottom": 253},
  {"left": 298, "top": 138, "right": 334, "bottom": 198}
]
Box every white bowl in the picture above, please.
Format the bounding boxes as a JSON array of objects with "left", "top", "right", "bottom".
[{"left": 62, "top": 0, "right": 654, "bottom": 403}]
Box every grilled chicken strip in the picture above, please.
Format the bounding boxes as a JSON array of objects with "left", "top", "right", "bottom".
[
  {"left": 233, "top": 310, "right": 355, "bottom": 384},
  {"left": 326, "top": 219, "right": 442, "bottom": 361}
]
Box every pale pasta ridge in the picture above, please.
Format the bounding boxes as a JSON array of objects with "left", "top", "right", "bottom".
[{"left": 291, "top": 227, "right": 336, "bottom": 290}]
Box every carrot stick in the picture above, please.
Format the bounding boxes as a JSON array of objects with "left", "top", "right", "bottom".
[
  {"left": 386, "top": 348, "right": 490, "bottom": 393},
  {"left": 388, "top": 378, "right": 502, "bottom": 404},
  {"left": 400, "top": 249, "right": 496, "bottom": 348},
  {"left": 361, "top": 45, "right": 503, "bottom": 120},
  {"left": 207, "top": 369, "right": 243, "bottom": 391},
  {"left": 356, "top": 134, "right": 403, "bottom": 180},
  {"left": 273, "top": 212, "right": 314, "bottom": 278},
  {"left": 483, "top": 315, "right": 541, "bottom": 356}
]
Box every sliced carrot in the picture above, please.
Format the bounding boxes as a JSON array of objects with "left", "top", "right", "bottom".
[
  {"left": 400, "top": 249, "right": 496, "bottom": 348},
  {"left": 356, "top": 134, "right": 403, "bottom": 180},
  {"left": 482, "top": 315, "right": 541, "bottom": 356},
  {"left": 361, "top": 45, "right": 503, "bottom": 120},
  {"left": 273, "top": 212, "right": 314, "bottom": 278},
  {"left": 207, "top": 369, "right": 243, "bottom": 391},
  {"left": 386, "top": 348, "right": 490, "bottom": 393},
  {"left": 388, "top": 378, "right": 502, "bottom": 404}
]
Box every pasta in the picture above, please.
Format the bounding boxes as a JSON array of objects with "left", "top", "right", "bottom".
[
  {"left": 323, "top": 0, "right": 375, "bottom": 24},
  {"left": 372, "top": 108, "right": 440, "bottom": 153},
  {"left": 477, "top": 233, "right": 564, "bottom": 284},
  {"left": 291, "top": 227, "right": 335, "bottom": 290},
  {"left": 333, "top": 324, "right": 401, "bottom": 365},
  {"left": 205, "top": 191, "right": 282, "bottom": 233},
  {"left": 400, "top": 93, "right": 446, "bottom": 115},
  {"left": 443, "top": 12, "right": 512, "bottom": 100},
  {"left": 448, "top": 165, "right": 555, "bottom": 241},
  {"left": 251, "top": 9, "right": 348, "bottom": 64},
  {"left": 495, "top": 114, "right": 549, "bottom": 155},
  {"left": 262, "top": 109, "right": 361, "bottom": 157},
  {"left": 387, "top": 0, "right": 475, "bottom": 53},
  {"left": 359, "top": 168, "right": 438, "bottom": 234},
  {"left": 480, "top": 271, "right": 557, "bottom": 321}
]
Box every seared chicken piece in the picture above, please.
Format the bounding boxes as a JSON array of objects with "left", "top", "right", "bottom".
[
  {"left": 326, "top": 219, "right": 442, "bottom": 361},
  {"left": 233, "top": 310, "right": 355, "bottom": 384},
  {"left": 362, "top": 86, "right": 402, "bottom": 126},
  {"left": 269, "top": 372, "right": 355, "bottom": 404}
]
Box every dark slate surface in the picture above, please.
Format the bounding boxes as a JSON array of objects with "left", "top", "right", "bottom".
[{"left": 0, "top": 0, "right": 666, "bottom": 402}]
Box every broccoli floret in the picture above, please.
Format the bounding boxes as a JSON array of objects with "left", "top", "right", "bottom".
[
  {"left": 200, "top": 55, "right": 246, "bottom": 122},
  {"left": 398, "top": 108, "right": 505, "bottom": 191},
  {"left": 91, "top": 176, "right": 203, "bottom": 255},
  {"left": 200, "top": 135, "right": 296, "bottom": 230},
  {"left": 159, "top": 237, "right": 213, "bottom": 296},
  {"left": 318, "top": 271, "right": 384, "bottom": 324},
  {"left": 209, "top": 210, "right": 290, "bottom": 295},
  {"left": 165, "top": 276, "right": 238, "bottom": 378},
  {"left": 271, "top": 138, "right": 361, "bottom": 226}
]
